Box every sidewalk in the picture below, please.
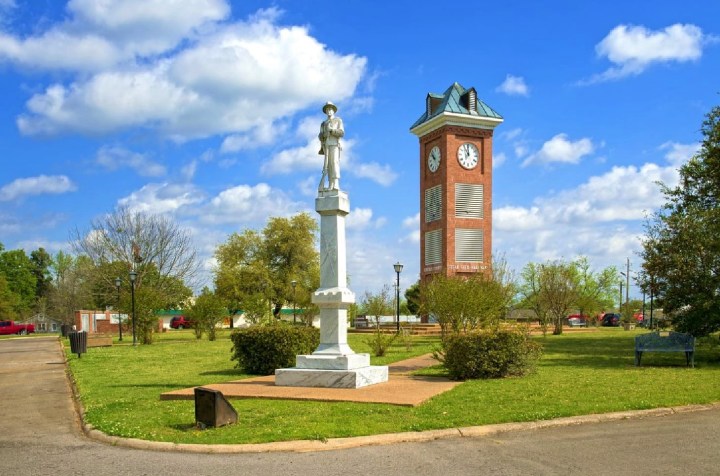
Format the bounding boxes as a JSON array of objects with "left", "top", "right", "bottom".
[{"left": 160, "top": 353, "right": 460, "bottom": 407}]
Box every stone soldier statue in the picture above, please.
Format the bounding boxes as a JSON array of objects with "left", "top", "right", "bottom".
[{"left": 318, "top": 101, "right": 344, "bottom": 191}]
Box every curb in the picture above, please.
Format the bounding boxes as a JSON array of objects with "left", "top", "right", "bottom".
[{"left": 79, "top": 402, "right": 720, "bottom": 454}]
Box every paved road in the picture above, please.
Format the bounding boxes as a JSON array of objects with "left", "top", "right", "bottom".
[{"left": 2, "top": 337, "right": 719, "bottom": 476}]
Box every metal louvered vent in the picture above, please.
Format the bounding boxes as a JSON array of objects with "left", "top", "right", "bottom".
[
  {"left": 425, "top": 229, "right": 442, "bottom": 266},
  {"left": 425, "top": 185, "right": 442, "bottom": 223},
  {"left": 468, "top": 89, "right": 477, "bottom": 112},
  {"left": 455, "top": 183, "right": 483, "bottom": 218},
  {"left": 455, "top": 228, "right": 483, "bottom": 262}
]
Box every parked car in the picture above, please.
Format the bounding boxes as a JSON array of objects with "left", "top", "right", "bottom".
[
  {"left": 0, "top": 320, "right": 35, "bottom": 335},
  {"left": 170, "top": 316, "right": 194, "bottom": 329},
  {"left": 601, "top": 313, "right": 621, "bottom": 327},
  {"left": 567, "top": 314, "right": 589, "bottom": 327}
]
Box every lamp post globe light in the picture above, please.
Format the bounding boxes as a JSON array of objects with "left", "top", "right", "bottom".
[
  {"left": 393, "top": 262, "right": 403, "bottom": 334},
  {"left": 114, "top": 277, "right": 123, "bottom": 342},
  {"left": 129, "top": 270, "right": 137, "bottom": 346},
  {"left": 291, "top": 280, "right": 297, "bottom": 324}
]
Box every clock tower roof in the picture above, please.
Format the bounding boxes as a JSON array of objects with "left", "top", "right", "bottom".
[{"left": 410, "top": 82, "right": 503, "bottom": 137}]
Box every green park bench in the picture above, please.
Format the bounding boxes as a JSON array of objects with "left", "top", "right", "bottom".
[{"left": 634, "top": 331, "right": 695, "bottom": 368}]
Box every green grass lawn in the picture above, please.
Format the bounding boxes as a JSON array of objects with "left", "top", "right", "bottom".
[{"left": 64, "top": 328, "right": 720, "bottom": 445}]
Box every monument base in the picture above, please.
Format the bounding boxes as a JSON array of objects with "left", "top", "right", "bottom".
[
  {"left": 274, "top": 366, "right": 388, "bottom": 389},
  {"left": 296, "top": 352, "right": 370, "bottom": 370}
]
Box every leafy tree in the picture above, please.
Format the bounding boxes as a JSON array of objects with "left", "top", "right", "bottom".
[
  {"left": 642, "top": 104, "right": 720, "bottom": 337},
  {"left": 300, "top": 303, "right": 320, "bottom": 327},
  {"left": 71, "top": 206, "right": 197, "bottom": 343},
  {"left": 539, "top": 262, "right": 579, "bottom": 335},
  {"left": 420, "top": 273, "right": 510, "bottom": 342},
  {"left": 30, "top": 247, "right": 53, "bottom": 305},
  {"left": 518, "top": 262, "right": 551, "bottom": 335},
  {"left": 360, "top": 285, "right": 393, "bottom": 326},
  {"left": 214, "top": 213, "right": 319, "bottom": 323},
  {"left": 404, "top": 281, "right": 420, "bottom": 315},
  {"left": 519, "top": 261, "right": 578, "bottom": 335},
  {"left": 572, "top": 257, "right": 618, "bottom": 325},
  {"left": 0, "top": 274, "right": 20, "bottom": 320},
  {"left": 187, "top": 287, "right": 227, "bottom": 341},
  {"left": 0, "top": 248, "right": 37, "bottom": 318},
  {"left": 46, "top": 252, "right": 95, "bottom": 324}
]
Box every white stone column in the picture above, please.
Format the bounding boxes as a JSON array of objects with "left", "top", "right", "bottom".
[{"left": 275, "top": 189, "right": 388, "bottom": 388}]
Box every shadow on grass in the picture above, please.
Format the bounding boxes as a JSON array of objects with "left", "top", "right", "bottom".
[
  {"left": 169, "top": 423, "right": 198, "bottom": 432},
  {"left": 535, "top": 332, "right": 720, "bottom": 369}
]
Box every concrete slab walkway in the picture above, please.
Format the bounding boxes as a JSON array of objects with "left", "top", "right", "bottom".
[{"left": 160, "top": 353, "right": 459, "bottom": 406}]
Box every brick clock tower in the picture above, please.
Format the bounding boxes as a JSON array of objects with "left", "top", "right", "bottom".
[{"left": 410, "top": 83, "right": 503, "bottom": 285}]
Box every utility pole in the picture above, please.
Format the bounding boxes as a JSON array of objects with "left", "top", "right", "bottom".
[{"left": 625, "top": 258, "right": 630, "bottom": 311}]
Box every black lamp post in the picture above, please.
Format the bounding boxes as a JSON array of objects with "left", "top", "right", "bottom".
[
  {"left": 393, "top": 262, "right": 403, "bottom": 334},
  {"left": 114, "top": 277, "right": 123, "bottom": 342},
  {"left": 291, "top": 280, "right": 297, "bottom": 324},
  {"left": 129, "top": 269, "right": 137, "bottom": 346}
]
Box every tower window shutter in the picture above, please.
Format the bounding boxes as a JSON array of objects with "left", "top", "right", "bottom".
[
  {"left": 455, "top": 228, "right": 483, "bottom": 262},
  {"left": 425, "top": 185, "right": 442, "bottom": 223},
  {"left": 425, "top": 229, "right": 442, "bottom": 266},
  {"left": 455, "top": 183, "right": 483, "bottom": 218}
]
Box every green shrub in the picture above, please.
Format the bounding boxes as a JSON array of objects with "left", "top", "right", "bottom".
[
  {"left": 443, "top": 328, "right": 542, "bottom": 380},
  {"left": 230, "top": 325, "right": 320, "bottom": 375},
  {"left": 365, "top": 324, "right": 396, "bottom": 356}
]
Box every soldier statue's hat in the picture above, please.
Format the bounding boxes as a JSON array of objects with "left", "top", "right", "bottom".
[{"left": 322, "top": 101, "right": 337, "bottom": 114}]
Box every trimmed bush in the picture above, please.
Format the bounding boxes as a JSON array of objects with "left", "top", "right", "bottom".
[
  {"left": 230, "top": 325, "right": 320, "bottom": 375},
  {"left": 443, "top": 328, "right": 542, "bottom": 380}
]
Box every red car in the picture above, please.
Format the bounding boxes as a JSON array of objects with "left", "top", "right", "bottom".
[
  {"left": 170, "top": 316, "right": 194, "bottom": 329},
  {"left": 0, "top": 320, "right": 35, "bottom": 335},
  {"left": 567, "top": 314, "right": 589, "bottom": 327}
]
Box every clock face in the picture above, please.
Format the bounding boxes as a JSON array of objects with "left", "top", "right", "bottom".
[
  {"left": 457, "top": 142, "right": 479, "bottom": 169},
  {"left": 427, "top": 146, "right": 441, "bottom": 172}
]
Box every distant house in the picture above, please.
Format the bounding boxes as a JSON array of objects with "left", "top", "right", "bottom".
[{"left": 26, "top": 313, "right": 63, "bottom": 333}]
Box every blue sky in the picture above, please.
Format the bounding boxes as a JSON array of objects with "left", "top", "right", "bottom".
[{"left": 0, "top": 0, "right": 718, "bottom": 300}]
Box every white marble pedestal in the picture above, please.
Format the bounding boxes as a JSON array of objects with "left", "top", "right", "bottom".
[{"left": 275, "top": 189, "right": 388, "bottom": 389}]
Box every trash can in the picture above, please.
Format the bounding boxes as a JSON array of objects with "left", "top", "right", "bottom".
[
  {"left": 60, "top": 324, "right": 71, "bottom": 337},
  {"left": 68, "top": 331, "right": 87, "bottom": 358}
]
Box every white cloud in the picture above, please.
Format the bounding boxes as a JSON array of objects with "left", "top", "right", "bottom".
[
  {"left": 522, "top": 133, "right": 595, "bottom": 167},
  {"left": 352, "top": 162, "right": 398, "bottom": 186},
  {"left": 96, "top": 146, "right": 167, "bottom": 177},
  {"left": 298, "top": 176, "right": 320, "bottom": 197},
  {"left": 12, "top": 6, "right": 367, "bottom": 140},
  {"left": 496, "top": 74, "right": 529, "bottom": 96},
  {"left": 181, "top": 160, "right": 198, "bottom": 181},
  {"left": 584, "top": 23, "right": 707, "bottom": 83},
  {"left": 493, "top": 152, "right": 507, "bottom": 169},
  {"left": 0, "top": 0, "right": 229, "bottom": 72},
  {"left": 494, "top": 206, "right": 544, "bottom": 231},
  {"left": 346, "top": 208, "right": 374, "bottom": 230},
  {"left": 68, "top": 0, "right": 230, "bottom": 57},
  {"left": 202, "top": 183, "right": 307, "bottom": 224},
  {"left": 495, "top": 152, "right": 688, "bottom": 275},
  {"left": 402, "top": 213, "right": 419, "bottom": 229},
  {"left": 400, "top": 213, "right": 420, "bottom": 244},
  {"left": 16, "top": 239, "right": 70, "bottom": 254},
  {"left": 659, "top": 141, "right": 700, "bottom": 167},
  {"left": 346, "top": 207, "right": 385, "bottom": 230},
  {"left": 118, "top": 182, "right": 204, "bottom": 214},
  {"left": 220, "top": 121, "right": 289, "bottom": 153},
  {"left": 0, "top": 175, "right": 77, "bottom": 201}
]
